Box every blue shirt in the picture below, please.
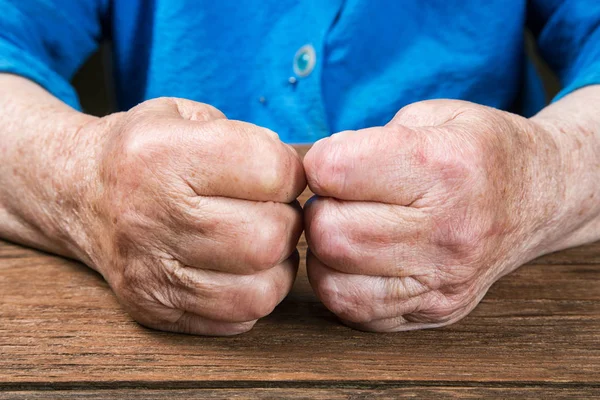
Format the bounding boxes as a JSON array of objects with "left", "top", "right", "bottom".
[{"left": 1, "top": 1, "right": 600, "bottom": 143}]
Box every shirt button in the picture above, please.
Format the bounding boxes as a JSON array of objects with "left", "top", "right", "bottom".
[{"left": 293, "top": 44, "right": 316, "bottom": 77}]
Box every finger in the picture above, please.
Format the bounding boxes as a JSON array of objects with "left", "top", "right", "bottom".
[
  {"left": 129, "top": 98, "right": 307, "bottom": 202},
  {"left": 146, "top": 311, "right": 258, "bottom": 336},
  {"left": 161, "top": 197, "right": 303, "bottom": 275},
  {"left": 307, "top": 251, "right": 432, "bottom": 324},
  {"left": 173, "top": 119, "right": 306, "bottom": 202},
  {"left": 305, "top": 196, "right": 440, "bottom": 278},
  {"left": 309, "top": 254, "right": 485, "bottom": 333},
  {"left": 162, "top": 251, "right": 299, "bottom": 323},
  {"left": 343, "top": 290, "right": 480, "bottom": 333},
  {"left": 185, "top": 118, "right": 307, "bottom": 202},
  {"left": 303, "top": 126, "right": 437, "bottom": 204}
]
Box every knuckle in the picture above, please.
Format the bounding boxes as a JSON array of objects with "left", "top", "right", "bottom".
[
  {"left": 104, "top": 131, "right": 182, "bottom": 228},
  {"left": 392, "top": 100, "right": 466, "bottom": 127},
  {"left": 184, "top": 107, "right": 218, "bottom": 122},
  {"left": 201, "top": 115, "right": 230, "bottom": 133},
  {"left": 173, "top": 99, "right": 225, "bottom": 121},
  {"left": 106, "top": 196, "right": 169, "bottom": 253},
  {"left": 432, "top": 215, "right": 486, "bottom": 262},
  {"left": 139, "top": 97, "right": 168, "bottom": 108},
  {"left": 202, "top": 118, "right": 247, "bottom": 147},
  {"left": 261, "top": 147, "right": 290, "bottom": 197},
  {"left": 305, "top": 138, "right": 347, "bottom": 194},
  {"left": 240, "top": 280, "right": 281, "bottom": 320},
  {"left": 246, "top": 221, "right": 288, "bottom": 271},
  {"left": 128, "top": 97, "right": 166, "bottom": 115},
  {"left": 392, "top": 101, "right": 433, "bottom": 123},
  {"left": 430, "top": 147, "right": 475, "bottom": 185},
  {"left": 308, "top": 203, "right": 353, "bottom": 265},
  {"left": 120, "top": 125, "right": 164, "bottom": 163}
]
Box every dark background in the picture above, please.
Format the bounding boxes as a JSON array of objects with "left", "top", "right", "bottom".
[{"left": 72, "top": 34, "right": 561, "bottom": 118}]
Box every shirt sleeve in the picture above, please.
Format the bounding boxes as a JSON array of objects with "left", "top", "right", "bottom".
[
  {"left": 527, "top": 0, "right": 600, "bottom": 100},
  {"left": 0, "top": 0, "right": 108, "bottom": 109}
]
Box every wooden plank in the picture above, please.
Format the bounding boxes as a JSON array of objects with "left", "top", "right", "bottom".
[
  {"left": 0, "top": 238, "right": 599, "bottom": 386},
  {"left": 1, "top": 387, "right": 599, "bottom": 399}
]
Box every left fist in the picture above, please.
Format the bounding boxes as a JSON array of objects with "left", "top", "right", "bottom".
[{"left": 304, "top": 100, "right": 564, "bottom": 332}]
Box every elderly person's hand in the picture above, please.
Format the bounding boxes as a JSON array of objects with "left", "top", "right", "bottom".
[
  {"left": 75, "top": 98, "right": 306, "bottom": 335},
  {"left": 303, "top": 99, "right": 575, "bottom": 331}
]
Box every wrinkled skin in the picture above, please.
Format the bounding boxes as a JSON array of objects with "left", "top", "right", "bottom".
[
  {"left": 2, "top": 74, "right": 598, "bottom": 337},
  {"left": 76, "top": 98, "right": 306, "bottom": 335},
  {"left": 303, "top": 99, "right": 566, "bottom": 332}
]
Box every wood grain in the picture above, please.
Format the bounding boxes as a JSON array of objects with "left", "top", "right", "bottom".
[
  {"left": 1, "top": 387, "right": 599, "bottom": 399},
  {"left": 1, "top": 145, "right": 599, "bottom": 397},
  {"left": 1, "top": 238, "right": 599, "bottom": 388}
]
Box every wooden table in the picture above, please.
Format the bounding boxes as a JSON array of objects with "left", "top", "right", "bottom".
[{"left": 1, "top": 146, "right": 599, "bottom": 399}]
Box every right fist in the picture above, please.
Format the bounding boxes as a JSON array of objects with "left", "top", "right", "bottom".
[{"left": 78, "top": 98, "right": 306, "bottom": 335}]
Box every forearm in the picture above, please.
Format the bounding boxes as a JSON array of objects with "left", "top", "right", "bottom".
[
  {"left": 0, "top": 74, "right": 99, "bottom": 261},
  {"left": 530, "top": 85, "right": 600, "bottom": 252}
]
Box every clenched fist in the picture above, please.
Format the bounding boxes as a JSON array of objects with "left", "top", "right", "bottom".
[
  {"left": 304, "top": 100, "right": 566, "bottom": 332},
  {"left": 76, "top": 98, "right": 306, "bottom": 335}
]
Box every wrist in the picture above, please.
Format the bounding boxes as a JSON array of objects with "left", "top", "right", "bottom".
[
  {"left": 36, "top": 111, "right": 102, "bottom": 262},
  {"left": 50, "top": 112, "right": 123, "bottom": 270},
  {"left": 528, "top": 114, "right": 600, "bottom": 254},
  {"left": 2, "top": 106, "right": 101, "bottom": 263}
]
